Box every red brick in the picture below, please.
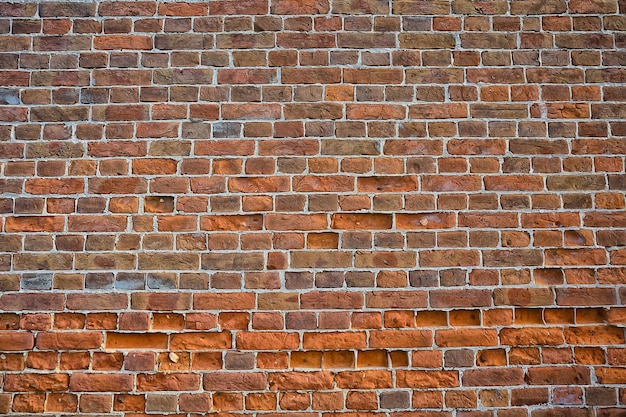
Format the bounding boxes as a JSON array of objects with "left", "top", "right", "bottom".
[
  {"left": 131, "top": 293, "right": 191, "bottom": 311},
  {"left": 463, "top": 368, "right": 525, "bottom": 386},
  {"left": 436, "top": 329, "right": 498, "bottom": 347},
  {"left": 494, "top": 288, "right": 554, "bottom": 306},
  {"left": 397, "top": 370, "right": 459, "bottom": 388},
  {"left": 210, "top": 0, "right": 268, "bottom": 14},
  {"left": 99, "top": 2, "right": 157, "bottom": 15},
  {"left": 0, "top": 332, "right": 34, "bottom": 351},
  {"left": 545, "top": 249, "right": 607, "bottom": 266},
  {"left": 268, "top": 371, "right": 333, "bottom": 390},
  {"left": 69, "top": 373, "right": 132, "bottom": 392},
  {"left": 158, "top": 2, "right": 208, "bottom": 15},
  {"left": 300, "top": 291, "right": 363, "bottom": 309},
  {"left": 271, "top": 0, "right": 329, "bottom": 14},
  {"left": 366, "top": 291, "right": 427, "bottom": 309},
  {"left": 237, "top": 332, "right": 300, "bottom": 350},
  {"left": 4, "top": 374, "right": 69, "bottom": 392},
  {"left": 203, "top": 372, "right": 267, "bottom": 391},
  {"left": 500, "top": 328, "right": 565, "bottom": 346},
  {"left": 5, "top": 216, "right": 64, "bottom": 232},
  {"left": 565, "top": 326, "right": 625, "bottom": 345},
  {"left": 410, "top": 103, "right": 468, "bottom": 119},
  {"left": 36, "top": 332, "right": 102, "bottom": 350},
  {"left": 94, "top": 35, "right": 152, "bottom": 50},
  {"left": 170, "top": 332, "right": 231, "bottom": 350},
  {"left": 527, "top": 366, "right": 590, "bottom": 385},
  {"left": 370, "top": 330, "right": 431, "bottom": 348},
  {"left": 194, "top": 293, "right": 256, "bottom": 310},
  {"left": 105, "top": 333, "right": 167, "bottom": 350},
  {"left": 420, "top": 250, "right": 480, "bottom": 267},
  {"left": 136, "top": 373, "right": 201, "bottom": 391},
  {"left": 283, "top": 68, "right": 340, "bottom": 84},
  {"left": 277, "top": 33, "right": 335, "bottom": 48},
  {"left": 396, "top": 213, "right": 455, "bottom": 230},
  {"left": 596, "top": 367, "right": 626, "bottom": 384},
  {"left": 1, "top": 293, "right": 65, "bottom": 311},
  {"left": 303, "top": 332, "right": 366, "bottom": 349},
  {"left": 430, "top": 289, "right": 491, "bottom": 308},
  {"left": 331, "top": 213, "right": 392, "bottom": 230},
  {"left": 267, "top": 214, "right": 328, "bottom": 230}
]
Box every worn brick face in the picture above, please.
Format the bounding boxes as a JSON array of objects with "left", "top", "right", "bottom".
[{"left": 0, "top": 0, "right": 624, "bottom": 415}]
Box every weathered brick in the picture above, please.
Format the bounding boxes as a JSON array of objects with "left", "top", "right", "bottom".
[
  {"left": 40, "top": 2, "right": 96, "bottom": 17},
  {"left": 13, "top": 254, "right": 73, "bottom": 271},
  {"left": 420, "top": 250, "right": 480, "bottom": 267},
  {"left": 452, "top": 0, "right": 508, "bottom": 14},
  {"left": 36, "top": 332, "right": 103, "bottom": 350},
  {"left": 545, "top": 249, "right": 608, "bottom": 266},
  {"left": 397, "top": 370, "right": 459, "bottom": 388},
  {"left": 138, "top": 253, "right": 199, "bottom": 270},
  {"left": 393, "top": 0, "right": 450, "bottom": 14},
  {"left": 170, "top": 332, "right": 232, "bottom": 350},
  {"left": 211, "top": 0, "right": 268, "bottom": 14},
  {"left": 67, "top": 294, "right": 128, "bottom": 310},
  {"left": 131, "top": 293, "right": 192, "bottom": 311},
  {"left": 268, "top": 371, "right": 333, "bottom": 390},
  {"left": 99, "top": 2, "right": 157, "bottom": 16},
  {"left": 0, "top": 332, "right": 34, "bottom": 351},
  {"left": 271, "top": 0, "right": 329, "bottom": 14},
  {"left": 510, "top": 0, "right": 566, "bottom": 14},
  {"left": 5, "top": 374, "right": 69, "bottom": 392},
  {"left": 371, "top": 330, "right": 431, "bottom": 348},
  {"left": 237, "top": 332, "right": 300, "bottom": 350},
  {"left": 463, "top": 369, "right": 525, "bottom": 386},
  {"left": 277, "top": 33, "right": 334, "bottom": 48},
  {"left": 5, "top": 216, "right": 64, "bottom": 232},
  {"left": 201, "top": 253, "right": 264, "bottom": 271},
  {"left": 136, "top": 373, "right": 201, "bottom": 391},
  {"left": 70, "top": 373, "right": 133, "bottom": 392},
  {"left": 203, "top": 372, "right": 267, "bottom": 391},
  {"left": 501, "top": 328, "right": 564, "bottom": 348},
  {"left": 494, "top": 288, "right": 554, "bottom": 306}
]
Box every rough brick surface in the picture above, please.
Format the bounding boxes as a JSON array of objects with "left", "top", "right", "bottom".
[{"left": 0, "top": 0, "right": 625, "bottom": 415}]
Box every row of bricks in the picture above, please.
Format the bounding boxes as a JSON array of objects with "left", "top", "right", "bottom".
[
  {"left": 0, "top": 0, "right": 621, "bottom": 17},
  {"left": 2, "top": 173, "right": 626, "bottom": 195},
  {"left": 1, "top": 366, "right": 624, "bottom": 392},
  {"left": 0, "top": 31, "right": 624, "bottom": 51},
  {"left": 1, "top": 193, "right": 624, "bottom": 213},
  {"left": 1, "top": 267, "right": 625, "bottom": 289},
  {"left": 2, "top": 157, "right": 625, "bottom": 177},
  {"left": 1, "top": 129, "right": 624, "bottom": 148},
  {"left": 0, "top": 391, "right": 625, "bottom": 416},
  {"left": 1, "top": 327, "right": 623, "bottom": 351},
  {"left": 2, "top": 69, "right": 626, "bottom": 88},
  {"left": 0, "top": 339, "right": 622, "bottom": 370},
  {"left": 1, "top": 50, "right": 625, "bottom": 70},
  {"left": 1, "top": 14, "right": 624, "bottom": 35},
  {"left": 2, "top": 138, "right": 626, "bottom": 157},
  {"left": 0, "top": 229, "right": 623, "bottom": 253},
  {"left": 3, "top": 210, "right": 626, "bottom": 230},
  {"left": 2, "top": 86, "right": 626, "bottom": 109},
  {"left": 2, "top": 103, "right": 625, "bottom": 124},
  {"left": 2, "top": 306, "right": 622, "bottom": 330},
  {"left": 0, "top": 288, "right": 624, "bottom": 310},
  {"left": 1, "top": 247, "right": 626, "bottom": 268}
]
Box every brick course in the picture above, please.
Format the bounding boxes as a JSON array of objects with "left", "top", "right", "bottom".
[{"left": 1, "top": 0, "right": 626, "bottom": 415}]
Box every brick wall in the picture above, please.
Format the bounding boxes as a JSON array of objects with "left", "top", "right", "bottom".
[{"left": 1, "top": 0, "right": 625, "bottom": 415}]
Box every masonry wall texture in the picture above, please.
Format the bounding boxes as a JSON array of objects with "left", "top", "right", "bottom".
[{"left": 0, "top": 0, "right": 625, "bottom": 415}]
